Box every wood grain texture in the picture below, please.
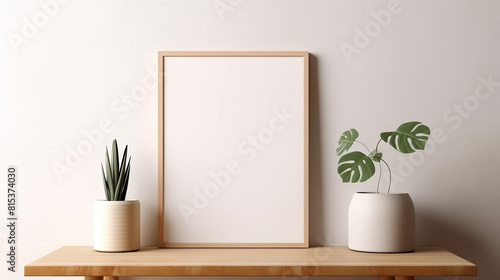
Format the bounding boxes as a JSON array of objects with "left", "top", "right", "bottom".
[
  {"left": 380, "top": 275, "right": 414, "bottom": 280},
  {"left": 157, "top": 51, "right": 309, "bottom": 57},
  {"left": 24, "top": 246, "right": 476, "bottom": 277}
]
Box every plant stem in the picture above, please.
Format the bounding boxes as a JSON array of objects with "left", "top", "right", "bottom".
[
  {"left": 376, "top": 161, "right": 382, "bottom": 194},
  {"left": 380, "top": 158, "right": 392, "bottom": 193},
  {"left": 357, "top": 139, "right": 386, "bottom": 193},
  {"left": 375, "top": 138, "right": 383, "bottom": 154},
  {"left": 355, "top": 140, "right": 372, "bottom": 154}
]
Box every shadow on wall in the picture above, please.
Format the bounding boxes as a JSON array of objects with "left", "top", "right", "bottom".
[
  {"left": 307, "top": 54, "right": 326, "bottom": 245},
  {"left": 417, "top": 211, "right": 493, "bottom": 280}
]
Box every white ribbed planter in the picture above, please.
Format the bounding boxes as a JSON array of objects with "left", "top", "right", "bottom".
[
  {"left": 94, "top": 200, "right": 140, "bottom": 252},
  {"left": 348, "top": 192, "right": 415, "bottom": 253}
]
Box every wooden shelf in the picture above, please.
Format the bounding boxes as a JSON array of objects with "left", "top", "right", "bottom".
[{"left": 24, "top": 246, "right": 476, "bottom": 280}]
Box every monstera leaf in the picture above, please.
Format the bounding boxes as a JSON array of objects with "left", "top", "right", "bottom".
[
  {"left": 336, "top": 129, "right": 359, "bottom": 156},
  {"left": 380, "top": 121, "right": 430, "bottom": 154},
  {"left": 337, "top": 151, "right": 376, "bottom": 183}
]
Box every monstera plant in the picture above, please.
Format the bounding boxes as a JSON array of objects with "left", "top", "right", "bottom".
[{"left": 337, "top": 121, "right": 431, "bottom": 193}]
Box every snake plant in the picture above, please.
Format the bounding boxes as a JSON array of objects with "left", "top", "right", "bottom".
[
  {"left": 101, "top": 139, "right": 131, "bottom": 201},
  {"left": 336, "top": 121, "right": 430, "bottom": 193}
]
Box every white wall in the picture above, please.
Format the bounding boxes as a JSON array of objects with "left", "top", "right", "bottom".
[{"left": 1, "top": 0, "right": 499, "bottom": 279}]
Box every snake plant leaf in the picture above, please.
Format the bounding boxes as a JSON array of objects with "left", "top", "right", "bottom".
[
  {"left": 112, "top": 140, "right": 119, "bottom": 186},
  {"left": 113, "top": 144, "right": 128, "bottom": 200},
  {"left": 336, "top": 129, "right": 359, "bottom": 156},
  {"left": 380, "top": 121, "right": 431, "bottom": 154},
  {"left": 113, "top": 155, "right": 130, "bottom": 201},
  {"left": 337, "top": 151, "right": 376, "bottom": 183},
  {"left": 101, "top": 164, "right": 111, "bottom": 201},
  {"left": 104, "top": 147, "right": 115, "bottom": 196},
  {"left": 119, "top": 145, "right": 128, "bottom": 175},
  {"left": 102, "top": 139, "right": 132, "bottom": 201},
  {"left": 119, "top": 159, "right": 131, "bottom": 201}
]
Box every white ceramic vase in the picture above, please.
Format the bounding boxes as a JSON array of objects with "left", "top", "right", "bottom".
[
  {"left": 94, "top": 200, "right": 140, "bottom": 252},
  {"left": 348, "top": 192, "right": 415, "bottom": 253}
]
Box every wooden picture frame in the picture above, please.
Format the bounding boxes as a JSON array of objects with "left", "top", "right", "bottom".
[{"left": 158, "top": 51, "right": 309, "bottom": 248}]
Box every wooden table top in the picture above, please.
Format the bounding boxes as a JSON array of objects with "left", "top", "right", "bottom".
[{"left": 24, "top": 246, "right": 476, "bottom": 277}]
